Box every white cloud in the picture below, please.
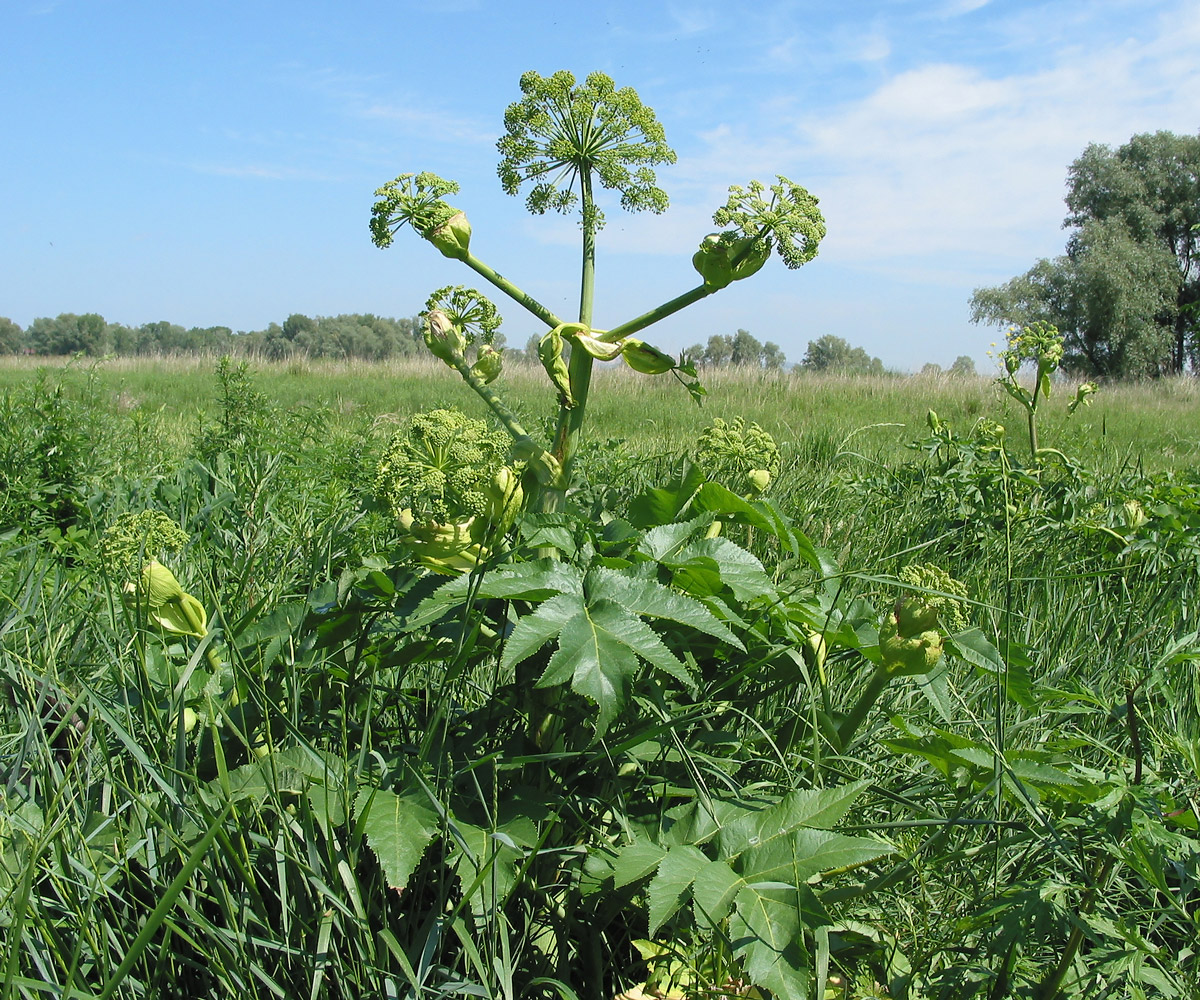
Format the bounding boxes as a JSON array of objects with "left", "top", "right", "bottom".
[
  {"left": 673, "top": 3, "right": 1200, "bottom": 280},
  {"left": 357, "top": 102, "right": 494, "bottom": 145}
]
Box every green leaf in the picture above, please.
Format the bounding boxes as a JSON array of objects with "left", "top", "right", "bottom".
[
  {"left": 611, "top": 839, "right": 668, "bottom": 888},
  {"left": 668, "top": 537, "right": 774, "bottom": 601},
  {"left": 638, "top": 517, "right": 711, "bottom": 563},
  {"left": 628, "top": 462, "right": 706, "bottom": 528},
  {"left": 594, "top": 603, "right": 695, "bottom": 692},
  {"left": 718, "top": 781, "right": 870, "bottom": 858},
  {"left": 648, "top": 845, "right": 709, "bottom": 935},
  {"left": 692, "top": 858, "right": 744, "bottom": 928},
  {"left": 500, "top": 591, "right": 584, "bottom": 673},
  {"left": 737, "top": 829, "right": 892, "bottom": 885},
  {"left": 730, "top": 886, "right": 814, "bottom": 1000},
  {"left": 946, "top": 628, "right": 1005, "bottom": 674},
  {"left": 353, "top": 787, "right": 439, "bottom": 892},
  {"left": 586, "top": 567, "right": 743, "bottom": 647},
  {"left": 450, "top": 821, "right": 521, "bottom": 915},
  {"left": 540, "top": 602, "right": 641, "bottom": 734}
]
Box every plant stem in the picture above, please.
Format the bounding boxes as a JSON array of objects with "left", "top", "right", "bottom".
[
  {"left": 603, "top": 284, "right": 714, "bottom": 341},
  {"left": 461, "top": 252, "right": 565, "bottom": 330},
  {"left": 551, "top": 173, "right": 599, "bottom": 472},
  {"left": 449, "top": 357, "right": 534, "bottom": 443},
  {"left": 836, "top": 665, "right": 892, "bottom": 751}
]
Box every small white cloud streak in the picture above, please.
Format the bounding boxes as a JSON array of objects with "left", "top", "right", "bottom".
[{"left": 357, "top": 103, "right": 494, "bottom": 144}]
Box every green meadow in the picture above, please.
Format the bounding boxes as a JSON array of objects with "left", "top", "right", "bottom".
[{"left": 1, "top": 354, "right": 1198, "bottom": 999}]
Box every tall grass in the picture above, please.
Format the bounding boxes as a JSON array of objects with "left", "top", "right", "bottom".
[{"left": 1, "top": 356, "right": 1197, "bottom": 998}]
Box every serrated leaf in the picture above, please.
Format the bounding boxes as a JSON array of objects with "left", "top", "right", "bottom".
[
  {"left": 596, "top": 604, "right": 695, "bottom": 692},
  {"left": 730, "top": 886, "right": 813, "bottom": 1000},
  {"left": 946, "top": 628, "right": 1005, "bottom": 674},
  {"left": 586, "top": 567, "right": 743, "bottom": 647},
  {"left": 648, "top": 845, "right": 709, "bottom": 934},
  {"left": 628, "top": 462, "right": 706, "bottom": 528},
  {"left": 500, "top": 592, "right": 584, "bottom": 672},
  {"left": 670, "top": 537, "right": 774, "bottom": 601},
  {"left": 692, "top": 859, "right": 743, "bottom": 927},
  {"left": 541, "top": 602, "right": 641, "bottom": 734},
  {"left": 737, "top": 829, "right": 892, "bottom": 885},
  {"left": 353, "top": 787, "right": 439, "bottom": 892},
  {"left": 719, "top": 781, "right": 870, "bottom": 859},
  {"left": 638, "top": 517, "right": 711, "bottom": 563},
  {"left": 611, "top": 840, "right": 668, "bottom": 888}
]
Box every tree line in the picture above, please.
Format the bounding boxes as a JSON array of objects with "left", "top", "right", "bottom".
[
  {"left": 0, "top": 312, "right": 429, "bottom": 361},
  {"left": 2, "top": 313, "right": 943, "bottom": 375}
]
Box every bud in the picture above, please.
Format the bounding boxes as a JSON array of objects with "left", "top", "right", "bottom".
[
  {"left": 424, "top": 309, "right": 467, "bottom": 365},
  {"left": 124, "top": 560, "right": 208, "bottom": 637},
  {"left": 138, "top": 560, "right": 185, "bottom": 607},
  {"left": 880, "top": 617, "right": 945, "bottom": 677},
  {"left": 470, "top": 344, "right": 503, "bottom": 384},
  {"left": 692, "top": 234, "right": 770, "bottom": 290},
  {"left": 569, "top": 331, "right": 625, "bottom": 361},
  {"left": 487, "top": 466, "right": 524, "bottom": 528},
  {"left": 428, "top": 210, "right": 471, "bottom": 260},
  {"left": 746, "top": 468, "right": 771, "bottom": 496},
  {"left": 621, "top": 338, "right": 676, "bottom": 375},
  {"left": 538, "top": 328, "right": 575, "bottom": 407}
]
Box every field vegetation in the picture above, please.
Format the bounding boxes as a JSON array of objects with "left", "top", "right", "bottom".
[{"left": 1, "top": 69, "right": 1198, "bottom": 1000}]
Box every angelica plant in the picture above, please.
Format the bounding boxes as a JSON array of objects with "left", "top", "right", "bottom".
[
  {"left": 994, "top": 321, "right": 1097, "bottom": 462},
  {"left": 837, "top": 564, "right": 971, "bottom": 750},
  {"left": 370, "top": 69, "right": 825, "bottom": 517},
  {"left": 375, "top": 408, "right": 523, "bottom": 574},
  {"left": 102, "top": 511, "right": 209, "bottom": 642}
]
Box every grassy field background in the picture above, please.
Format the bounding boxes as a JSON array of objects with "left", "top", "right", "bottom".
[{"left": 2, "top": 353, "right": 1198, "bottom": 474}]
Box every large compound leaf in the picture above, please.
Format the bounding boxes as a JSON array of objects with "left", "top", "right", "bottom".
[
  {"left": 648, "top": 845, "right": 709, "bottom": 935},
  {"left": 691, "top": 858, "right": 744, "bottom": 928},
  {"left": 730, "top": 886, "right": 817, "bottom": 1000},
  {"left": 737, "top": 829, "right": 892, "bottom": 886},
  {"left": 538, "top": 601, "right": 649, "bottom": 734},
  {"left": 585, "top": 566, "right": 743, "bottom": 647},
  {"left": 500, "top": 592, "right": 583, "bottom": 672},
  {"left": 353, "top": 787, "right": 439, "bottom": 892},
  {"left": 660, "top": 537, "right": 775, "bottom": 601},
  {"left": 718, "top": 780, "right": 871, "bottom": 859}
]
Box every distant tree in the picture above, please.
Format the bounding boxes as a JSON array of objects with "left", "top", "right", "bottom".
[
  {"left": 26, "top": 313, "right": 108, "bottom": 355},
  {"left": 949, "top": 355, "right": 977, "bottom": 377},
  {"left": 919, "top": 362, "right": 943, "bottom": 376},
  {"left": 801, "top": 334, "right": 883, "bottom": 375},
  {"left": 704, "top": 334, "right": 733, "bottom": 366},
  {"left": 761, "top": 341, "right": 786, "bottom": 370},
  {"left": 730, "top": 329, "right": 763, "bottom": 366},
  {"left": 689, "top": 331, "right": 785, "bottom": 368},
  {"left": 0, "top": 317, "right": 22, "bottom": 353},
  {"left": 971, "top": 130, "right": 1200, "bottom": 376}
]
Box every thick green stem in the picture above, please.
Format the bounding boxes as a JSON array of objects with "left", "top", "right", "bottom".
[
  {"left": 837, "top": 665, "right": 892, "bottom": 751},
  {"left": 448, "top": 356, "right": 534, "bottom": 443},
  {"left": 460, "top": 251, "right": 565, "bottom": 330},
  {"left": 603, "top": 284, "right": 714, "bottom": 342},
  {"left": 550, "top": 174, "right": 598, "bottom": 472}
]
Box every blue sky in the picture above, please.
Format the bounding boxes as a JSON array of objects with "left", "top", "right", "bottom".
[{"left": 3, "top": 0, "right": 1198, "bottom": 370}]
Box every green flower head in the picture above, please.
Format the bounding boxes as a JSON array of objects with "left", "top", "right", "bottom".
[
  {"left": 370, "top": 172, "right": 461, "bottom": 248},
  {"left": 880, "top": 564, "right": 969, "bottom": 676},
  {"left": 497, "top": 70, "right": 676, "bottom": 231},
  {"left": 695, "top": 417, "right": 781, "bottom": 496},
  {"left": 102, "top": 511, "right": 188, "bottom": 579},
  {"left": 712, "top": 176, "right": 826, "bottom": 269}
]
